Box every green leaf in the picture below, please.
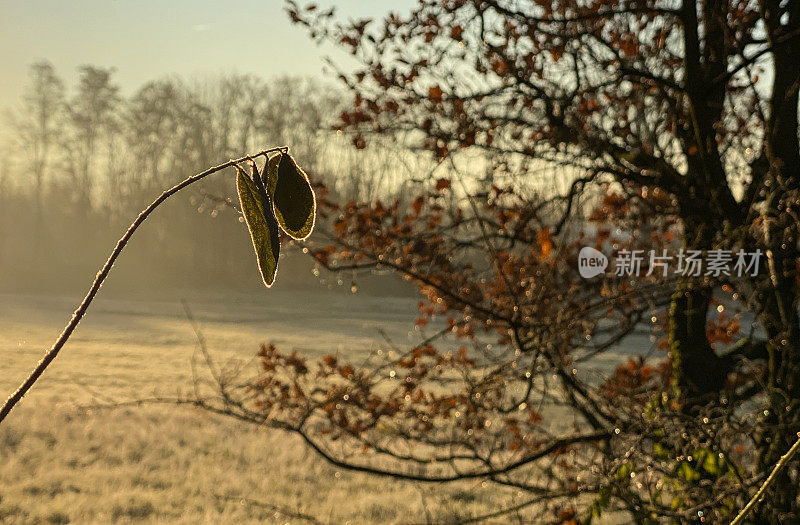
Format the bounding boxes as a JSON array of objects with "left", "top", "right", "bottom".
[
  {"left": 677, "top": 461, "right": 700, "bottom": 482},
  {"left": 264, "top": 153, "right": 280, "bottom": 196},
  {"left": 250, "top": 158, "right": 269, "bottom": 204},
  {"left": 272, "top": 153, "right": 316, "bottom": 240},
  {"left": 615, "top": 462, "right": 632, "bottom": 480},
  {"left": 236, "top": 166, "right": 280, "bottom": 287}
]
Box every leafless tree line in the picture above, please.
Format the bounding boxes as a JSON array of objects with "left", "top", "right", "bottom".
[{"left": 0, "top": 62, "right": 428, "bottom": 293}]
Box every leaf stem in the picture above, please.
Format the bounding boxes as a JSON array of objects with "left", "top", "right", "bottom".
[{"left": 0, "top": 147, "right": 287, "bottom": 425}]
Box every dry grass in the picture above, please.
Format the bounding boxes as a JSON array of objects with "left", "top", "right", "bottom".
[
  {"left": 1, "top": 404, "right": 517, "bottom": 524},
  {"left": 0, "top": 291, "right": 546, "bottom": 524}
]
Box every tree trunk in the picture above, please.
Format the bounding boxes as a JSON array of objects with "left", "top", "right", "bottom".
[{"left": 669, "top": 281, "right": 727, "bottom": 402}]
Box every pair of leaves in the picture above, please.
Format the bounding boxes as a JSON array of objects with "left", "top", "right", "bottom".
[{"left": 236, "top": 152, "right": 315, "bottom": 288}]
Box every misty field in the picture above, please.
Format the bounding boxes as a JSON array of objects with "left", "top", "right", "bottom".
[{"left": 0, "top": 290, "right": 564, "bottom": 524}]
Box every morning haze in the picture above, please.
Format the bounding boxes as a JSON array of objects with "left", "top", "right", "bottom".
[
  {"left": 3, "top": 0, "right": 792, "bottom": 523},
  {"left": 1, "top": 3, "right": 441, "bottom": 521}
]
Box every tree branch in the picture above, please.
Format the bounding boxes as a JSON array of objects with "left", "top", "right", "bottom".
[{"left": 0, "top": 146, "right": 288, "bottom": 425}]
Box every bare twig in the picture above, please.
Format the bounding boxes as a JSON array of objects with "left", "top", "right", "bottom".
[
  {"left": 0, "top": 147, "right": 287, "bottom": 424},
  {"left": 212, "top": 493, "right": 321, "bottom": 523},
  {"left": 730, "top": 433, "right": 800, "bottom": 525}
]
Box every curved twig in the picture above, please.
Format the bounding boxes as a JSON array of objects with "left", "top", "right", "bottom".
[{"left": 0, "top": 147, "right": 287, "bottom": 424}]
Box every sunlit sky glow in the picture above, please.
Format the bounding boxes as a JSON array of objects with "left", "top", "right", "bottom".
[{"left": 0, "top": 0, "right": 412, "bottom": 109}]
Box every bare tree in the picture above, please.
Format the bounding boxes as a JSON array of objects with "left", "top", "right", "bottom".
[
  {"left": 6, "top": 61, "right": 64, "bottom": 233},
  {"left": 61, "top": 66, "right": 120, "bottom": 215}
]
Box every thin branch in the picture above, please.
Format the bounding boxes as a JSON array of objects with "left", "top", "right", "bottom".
[
  {"left": 430, "top": 491, "right": 572, "bottom": 525},
  {"left": 0, "top": 147, "right": 287, "bottom": 425},
  {"left": 294, "top": 427, "right": 613, "bottom": 483},
  {"left": 212, "top": 493, "right": 321, "bottom": 524},
  {"left": 730, "top": 433, "right": 800, "bottom": 525}
]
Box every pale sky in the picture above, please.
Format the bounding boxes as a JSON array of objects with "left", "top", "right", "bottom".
[{"left": 0, "top": 0, "right": 411, "bottom": 109}]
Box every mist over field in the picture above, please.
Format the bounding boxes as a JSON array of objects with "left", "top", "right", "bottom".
[
  {"left": 0, "top": 66, "right": 427, "bottom": 295},
  {"left": 0, "top": 65, "right": 479, "bottom": 522},
  {"left": 0, "top": 64, "right": 561, "bottom": 522}
]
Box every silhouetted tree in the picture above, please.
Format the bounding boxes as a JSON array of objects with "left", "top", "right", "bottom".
[{"left": 7, "top": 61, "right": 64, "bottom": 232}]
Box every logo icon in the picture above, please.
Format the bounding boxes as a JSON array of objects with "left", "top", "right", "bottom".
[{"left": 578, "top": 247, "right": 608, "bottom": 278}]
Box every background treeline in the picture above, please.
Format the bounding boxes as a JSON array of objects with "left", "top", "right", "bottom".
[{"left": 0, "top": 62, "right": 426, "bottom": 295}]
